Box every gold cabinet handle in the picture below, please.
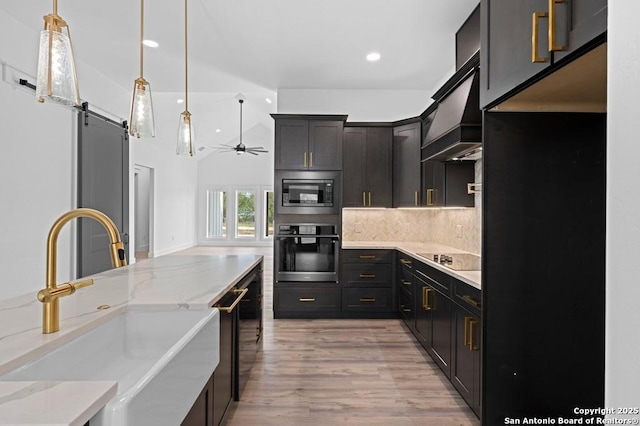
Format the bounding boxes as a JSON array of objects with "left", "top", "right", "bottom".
[
  {"left": 548, "top": 0, "right": 566, "bottom": 52},
  {"left": 468, "top": 318, "right": 479, "bottom": 351},
  {"left": 310, "top": 151, "right": 313, "bottom": 168},
  {"left": 401, "top": 279, "right": 411, "bottom": 286},
  {"left": 464, "top": 316, "right": 471, "bottom": 348},
  {"left": 400, "top": 258, "right": 412, "bottom": 266},
  {"left": 359, "top": 274, "right": 376, "bottom": 279},
  {"left": 368, "top": 192, "right": 371, "bottom": 207},
  {"left": 462, "top": 295, "right": 481, "bottom": 307},
  {"left": 414, "top": 191, "right": 419, "bottom": 206},
  {"left": 426, "top": 189, "right": 434, "bottom": 206},
  {"left": 216, "top": 288, "right": 248, "bottom": 313},
  {"left": 362, "top": 192, "right": 366, "bottom": 206},
  {"left": 303, "top": 152, "right": 307, "bottom": 167},
  {"left": 400, "top": 305, "right": 411, "bottom": 313},
  {"left": 360, "top": 298, "right": 376, "bottom": 303},
  {"left": 299, "top": 298, "right": 316, "bottom": 302},
  {"left": 359, "top": 255, "right": 376, "bottom": 260},
  {"left": 422, "top": 287, "right": 433, "bottom": 310},
  {"left": 532, "top": 11, "right": 549, "bottom": 63}
]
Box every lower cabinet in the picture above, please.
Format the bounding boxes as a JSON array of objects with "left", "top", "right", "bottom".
[
  {"left": 397, "top": 252, "right": 415, "bottom": 330},
  {"left": 274, "top": 283, "right": 341, "bottom": 318},
  {"left": 183, "top": 264, "right": 263, "bottom": 426},
  {"left": 181, "top": 373, "right": 214, "bottom": 426},
  {"left": 341, "top": 249, "right": 394, "bottom": 314},
  {"left": 397, "top": 251, "right": 481, "bottom": 418},
  {"left": 452, "top": 303, "right": 481, "bottom": 417},
  {"left": 413, "top": 261, "right": 452, "bottom": 378}
]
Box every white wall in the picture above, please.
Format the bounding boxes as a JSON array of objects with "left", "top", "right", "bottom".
[
  {"left": 606, "top": 1, "right": 640, "bottom": 411},
  {"left": 277, "top": 89, "right": 432, "bottom": 122},
  {"left": 196, "top": 114, "right": 274, "bottom": 246},
  {"left": 0, "top": 9, "right": 130, "bottom": 300},
  {"left": 0, "top": 9, "right": 199, "bottom": 300}
]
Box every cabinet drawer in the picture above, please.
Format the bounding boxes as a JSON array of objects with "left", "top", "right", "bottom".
[
  {"left": 398, "top": 288, "right": 414, "bottom": 327},
  {"left": 342, "top": 263, "right": 392, "bottom": 287},
  {"left": 276, "top": 285, "right": 340, "bottom": 312},
  {"left": 415, "top": 260, "right": 451, "bottom": 295},
  {"left": 397, "top": 252, "right": 414, "bottom": 271},
  {"left": 453, "top": 279, "right": 481, "bottom": 316},
  {"left": 343, "top": 288, "right": 393, "bottom": 312},
  {"left": 342, "top": 249, "right": 393, "bottom": 264},
  {"left": 398, "top": 267, "right": 413, "bottom": 297}
]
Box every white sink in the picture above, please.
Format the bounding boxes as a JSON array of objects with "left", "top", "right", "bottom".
[{"left": 1, "top": 306, "right": 220, "bottom": 426}]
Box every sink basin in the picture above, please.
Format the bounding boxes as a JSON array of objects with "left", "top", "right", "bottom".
[
  {"left": 418, "top": 252, "right": 481, "bottom": 271},
  {"left": 1, "top": 306, "right": 220, "bottom": 426}
]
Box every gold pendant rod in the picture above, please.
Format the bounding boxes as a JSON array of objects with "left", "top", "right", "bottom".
[
  {"left": 140, "top": 0, "right": 144, "bottom": 78},
  {"left": 184, "top": 0, "right": 188, "bottom": 111}
]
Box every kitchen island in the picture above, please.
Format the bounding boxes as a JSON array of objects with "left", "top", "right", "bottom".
[{"left": 0, "top": 254, "right": 263, "bottom": 425}]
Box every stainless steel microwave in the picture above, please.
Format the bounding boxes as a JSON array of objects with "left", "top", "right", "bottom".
[{"left": 275, "top": 171, "right": 341, "bottom": 215}]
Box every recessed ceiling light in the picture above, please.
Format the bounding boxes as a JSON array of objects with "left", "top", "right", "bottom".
[
  {"left": 265, "top": 98, "right": 272, "bottom": 104},
  {"left": 177, "top": 98, "right": 184, "bottom": 104},
  {"left": 215, "top": 129, "right": 221, "bottom": 133},
  {"left": 143, "top": 39, "right": 159, "bottom": 48},
  {"left": 366, "top": 52, "right": 381, "bottom": 62}
]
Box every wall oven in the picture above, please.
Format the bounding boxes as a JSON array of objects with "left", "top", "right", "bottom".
[
  {"left": 275, "top": 171, "right": 341, "bottom": 215},
  {"left": 275, "top": 224, "right": 339, "bottom": 282}
]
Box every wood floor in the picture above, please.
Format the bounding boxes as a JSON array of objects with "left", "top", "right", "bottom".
[{"left": 175, "top": 246, "right": 479, "bottom": 426}]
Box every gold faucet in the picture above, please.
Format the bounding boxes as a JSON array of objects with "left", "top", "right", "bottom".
[{"left": 37, "top": 208, "right": 127, "bottom": 334}]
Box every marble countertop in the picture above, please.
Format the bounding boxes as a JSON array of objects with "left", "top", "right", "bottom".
[
  {"left": 0, "top": 381, "right": 117, "bottom": 425},
  {"left": 341, "top": 241, "right": 481, "bottom": 290},
  {"left": 0, "top": 254, "right": 262, "bottom": 425}
]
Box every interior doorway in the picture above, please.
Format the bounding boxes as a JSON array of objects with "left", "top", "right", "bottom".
[{"left": 134, "top": 165, "right": 154, "bottom": 262}]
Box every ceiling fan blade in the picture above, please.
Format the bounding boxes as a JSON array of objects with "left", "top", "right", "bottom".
[
  {"left": 246, "top": 146, "right": 264, "bottom": 150},
  {"left": 247, "top": 149, "right": 269, "bottom": 153},
  {"left": 246, "top": 150, "right": 259, "bottom": 155}
]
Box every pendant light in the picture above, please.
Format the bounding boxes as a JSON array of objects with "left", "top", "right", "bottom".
[
  {"left": 176, "top": 0, "right": 194, "bottom": 156},
  {"left": 129, "top": 0, "right": 155, "bottom": 138},
  {"left": 35, "top": 0, "right": 80, "bottom": 106}
]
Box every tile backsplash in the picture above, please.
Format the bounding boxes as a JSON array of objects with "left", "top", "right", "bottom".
[{"left": 342, "top": 159, "right": 482, "bottom": 255}]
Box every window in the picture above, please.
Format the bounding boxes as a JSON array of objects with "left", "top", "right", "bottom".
[
  {"left": 236, "top": 190, "right": 256, "bottom": 238},
  {"left": 264, "top": 189, "right": 274, "bottom": 238},
  {"left": 206, "top": 190, "right": 227, "bottom": 238}
]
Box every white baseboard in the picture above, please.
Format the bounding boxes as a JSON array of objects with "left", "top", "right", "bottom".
[{"left": 153, "top": 242, "right": 197, "bottom": 257}]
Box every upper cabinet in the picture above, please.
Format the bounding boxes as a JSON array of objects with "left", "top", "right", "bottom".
[
  {"left": 343, "top": 126, "right": 393, "bottom": 208},
  {"left": 393, "top": 121, "right": 422, "bottom": 207},
  {"left": 480, "top": 0, "right": 607, "bottom": 109},
  {"left": 272, "top": 115, "right": 347, "bottom": 170},
  {"left": 422, "top": 161, "right": 475, "bottom": 208}
]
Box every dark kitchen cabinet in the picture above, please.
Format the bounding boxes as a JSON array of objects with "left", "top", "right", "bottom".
[
  {"left": 212, "top": 291, "right": 235, "bottom": 426},
  {"left": 482, "top": 112, "right": 605, "bottom": 423},
  {"left": 452, "top": 280, "right": 481, "bottom": 417},
  {"left": 274, "top": 283, "right": 341, "bottom": 318},
  {"left": 182, "top": 373, "right": 214, "bottom": 426},
  {"left": 272, "top": 115, "right": 346, "bottom": 170},
  {"left": 480, "top": 0, "right": 607, "bottom": 109},
  {"left": 397, "top": 252, "right": 415, "bottom": 330},
  {"left": 413, "top": 261, "right": 452, "bottom": 378},
  {"left": 343, "top": 127, "right": 392, "bottom": 207},
  {"left": 422, "top": 160, "right": 475, "bottom": 207},
  {"left": 393, "top": 121, "right": 421, "bottom": 207},
  {"left": 341, "top": 249, "right": 393, "bottom": 313}
]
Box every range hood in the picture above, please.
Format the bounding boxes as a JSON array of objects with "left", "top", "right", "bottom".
[{"left": 422, "top": 68, "right": 481, "bottom": 161}]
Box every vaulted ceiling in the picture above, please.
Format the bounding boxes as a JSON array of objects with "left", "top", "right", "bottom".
[{"left": 4, "top": 1, "right": 479, "bottom": 93}]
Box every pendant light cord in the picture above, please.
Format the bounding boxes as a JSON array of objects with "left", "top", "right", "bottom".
[
  {"left": 184, "top": 0, "right": 188, "bottom": 112},
  {"left": 53, "top": 0, "right": 58, "bottom": 15},
  {"left": 139, "top": 0, "right": 144, "bottom": 78}
]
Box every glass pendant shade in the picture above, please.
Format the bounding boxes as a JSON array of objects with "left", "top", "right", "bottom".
[
  {"left": 35, "top": 28, "right": 80, "bottom": 106},
  {"left": 129, "top": 78, "right": 155, "bottom": 138},
  {"left": 176, "top": 111, "right": 194, "bottom": 156}
]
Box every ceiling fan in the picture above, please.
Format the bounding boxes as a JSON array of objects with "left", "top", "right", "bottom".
[{"left": 213, "top": 97, "right": 269, "bottom": 156}]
